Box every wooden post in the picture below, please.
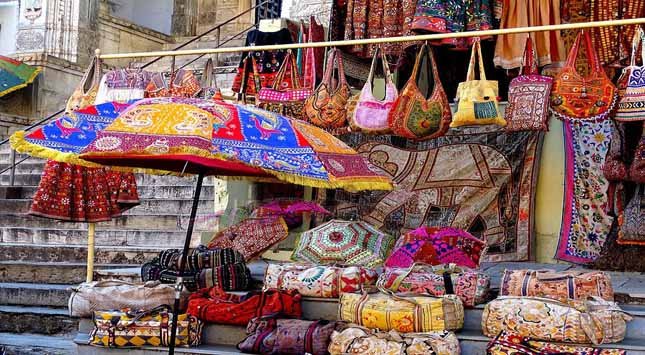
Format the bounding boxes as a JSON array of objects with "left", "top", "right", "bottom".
[{"left": 86, "top": 222, "right": 96, "bottom": 283}]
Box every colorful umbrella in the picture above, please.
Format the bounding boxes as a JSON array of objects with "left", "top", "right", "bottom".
[
  {"left": 0, "top": 55, "right": 41, "bottom": 97},
  {"left": 292, "top": 219, "right": 395, "bottom": 267}
]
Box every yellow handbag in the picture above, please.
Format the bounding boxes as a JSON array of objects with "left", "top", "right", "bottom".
[
  {"left": 339, "top": 291, "right": 464, "bottom": 333},
  {"left": 451, "top": 38, "right": 506, "bottom": 128}
]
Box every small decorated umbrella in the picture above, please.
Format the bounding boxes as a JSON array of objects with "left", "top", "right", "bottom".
[
  {"left": 0, "top": 55, "right": 41, "bottom": 97},
  {"left": 10, "top": 97, "right": 393, "bottom": 353},
  {"left": 292, "top": 219, "right": 395, "bottom": 267}
]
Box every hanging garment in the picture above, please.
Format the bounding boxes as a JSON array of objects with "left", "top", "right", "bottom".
[
  {"left": 344, "top": 0, "right": 369, "bottom": 56},
  {"left": 556, "top": 120, "right": 614, "bottom": 263},
  {"left": 590, "top": 0, "right": 645, "bottom": 66},
  {"left": 30, "top": 160, "right": 140, "bottom": 222},
  {"left": 494, "top": 0, "right": 566, "bottom": 69},
  {"left": 303, "top": 16, "right": 325, "bottom": 89},
  {"left": 559, "top": 0, "right": 591, "bottom": 75},
  {"left": 95, "top": 69, "right": 155, "bottom": 105}
]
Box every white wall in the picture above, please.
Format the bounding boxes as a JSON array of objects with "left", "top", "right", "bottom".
[
  {"left": 108, "top": 0, "right": 173, "bottom": 34},
  {"left": 0, "top": 1, "right": 19, "bottom": 55}
]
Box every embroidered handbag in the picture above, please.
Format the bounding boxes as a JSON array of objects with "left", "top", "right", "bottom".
[
  {"left": 499, "top": 269, "right": 614, "bottom": 303},
  {"left": 196, "top": 263, "right": 252, "bottom": 291},
  {"left": 199, "top": 58, "right": 223, "bottom": 101},
  {"left": 603, "top": 121, "right": 629, "bottom": 181},
  {"left": 157, "top": 245, "right": 246, "bottom": 273},
  {"left": 329, "top": 326, "right": 461, "bottom": 355},
  {"left": 505, "top": 38, "right": 553, "bottom": 132},
  {"left": 451, "top": 38, "right": 506, "bottom": 128},
  {"left": 377, "top": 263, "right": 490, "bottom": 307},
  {"left": 385, "top": 226, "right": 486, "bottom": 269},
  {"left": 90, "top": 305, "right": 203, "bottom": 347},
  {"left": 339, "top": 291, "right": 464, "bottom": 333},
  {"left": 66, "top": 54, "right": 101, "bottom": 112},
  {"left": 388, "top": 44, "right": 452, "bottom": 139},
  {"left": 550, "top": 30, "right": 618, "bottom": 122},
  {"left": 237, "top": 316, "right": 338, "bottom": 355},
  {"left": 144, "top": 70, "right": 201, "bottom": 98},
  {"left": 303, "top": 48, "right": 351, "bottom": 129},
  {"left": 231, "top": 55, "right": 263, "bottom": 96},
  {"left": 263, "top": 263, "right": 378, "bottom": 298},
  {"left": 69, "top": 280, "right": 176, "bottom": 318},
  {"left": 349, "top": 45, "right": 398, "bottom": 134},
  {"left": 257, "top": 50, "right": 312, "bottom": 120},
  {"left": 616, "top": 27, "right": 645, "bottom": 122},
  {"left": 618, "top": 185, "right": 645, "bottom": 245},
  {"left": 487, "top": 330, "right": 627, "bottom": 355},
  {"left": 207, "top": 217, "right": 289, "bottom": 261},
  {"left": 186, "top": 288, "right": 302, "bottom": 326},
  {"left": 481, "top": 296, "right": 632, "bottom": 344},
  {"left": 629, "top": 128, "right": 645, "bottom": 183}
]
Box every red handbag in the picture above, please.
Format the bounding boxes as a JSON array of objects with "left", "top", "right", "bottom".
[
  {"left": 550, "top": 30, "right": 618, "bottom": 122},
  {"left": 186, "top": 288, "right": 302, "bottom": 325}
]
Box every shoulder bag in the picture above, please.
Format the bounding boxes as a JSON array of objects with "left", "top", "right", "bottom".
[
  {"left": 499, "top": 269, "right": 614, "bottom": 302},
  {"left": 388, "top": 43, "right": 452, "bottom": 139},
  {"left": 505, "top": 37, "right": 553, "bottom": 132},
  {"left": 616, "top": 27, "right": 645, "bottom": 122},
  {"left": 199, "top": 58, "right": 223, "bottom": 101},
  {"left": 550, "top": 30, "right": 618, "bottom": 122},
  {"left": 66, "top": 54, "right": 101, "bottom": 112},
  {"left": 350, "top": 45, "right": 398, "bottom": 134},
  {"left": 257, "top": 50, "right": 312, "bottom": 119},
  {"left": 304, "top": 48, "right": 351, "bottom": 129},
  {"left": 618, "top": 184, "right": 645, "bottom": 245},
  {"left": 629, "top": 126, "right": 645, "bottom": 183},
  {"left": 451, "top": 38, "right": 506, "bottom": 128}
]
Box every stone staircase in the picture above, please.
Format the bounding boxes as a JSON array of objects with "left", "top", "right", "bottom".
[{"left": 0, "top": 144, "right": 225, "bottom": 349}]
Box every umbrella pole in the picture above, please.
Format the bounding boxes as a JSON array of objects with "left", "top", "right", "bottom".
[
  {"left": 86, "top": 222, "right": 96, "bottom": 283},
  {"left": 168, "top": 172, "right": 204, "bottom": 355}
]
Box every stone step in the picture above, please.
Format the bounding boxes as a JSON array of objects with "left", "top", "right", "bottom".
[
  {"left": 15, "top": 184, "right": 221, "bottom": 200},
  {"left": 0, "top": 332, "right": 75, "bottom": 355},
  {"left": 0, "top": 261, "right": 134, "bottom": 284},
  {"left": 1, "top": 227, "right": 191, "bottom": 247},
  {"left": 0, "top": 282, "right": 71, "bottom": 308},
  {"left": 0, "top": 198, "right": 215, "bottom": 215},
  {"left": 0, "top": 305, "right": 77, "bottom": 336},
  {"left": 0, "top": 243, "right": 167, "bottom": 264},
  {"left": 1, "top": 213, "right": 216, "bottom": 232},
  {"left": 0, "top": 160, "right": 45, "bottom": 173}
]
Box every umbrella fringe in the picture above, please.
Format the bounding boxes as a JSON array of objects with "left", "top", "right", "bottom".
[{"left": 0, "top": 67, "right": 41, "bottom": 97}]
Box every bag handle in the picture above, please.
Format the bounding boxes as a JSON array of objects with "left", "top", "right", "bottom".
[
  {"left": 629, "top": 27, "right": 645, "bottom": 67},
  {"left": 240, "top": 55, "right": 261, "bottom": 96},
  {"left": 322, "top": 48, "right": 348, "bottom": 91},
  {"left": 520, "top": 36, "right": 538, "bottom": 75},
  {"left": 272, "top": 50, "right": 301, "bottom": 90},
  {"left": 366, "top": 45, "right": 393, "bottom": 88},
  {"left": 201, "top": 58, "right": 219, "bottom": 90},
  {"left": 466, "top": 38, "right": 487, "bottom": 81},
  {"left": 116, "top": 304, "right": 173, "bottom": 329},
  {"left": 565, "top": 30, "right": 603, "bottom": 73}
]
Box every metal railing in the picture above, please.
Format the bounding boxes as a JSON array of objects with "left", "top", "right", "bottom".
[{"left": 0, "top": 0, "right": 268, "bottom": 185}]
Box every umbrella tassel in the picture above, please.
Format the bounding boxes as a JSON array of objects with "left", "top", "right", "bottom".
[{"left": 168, "top": 171, "right": 204, "bottom": 354}]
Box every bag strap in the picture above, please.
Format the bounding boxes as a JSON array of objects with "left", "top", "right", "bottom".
[
  {"left": 629, "top": 27, "right": 645, "bottom": 67},
  {"left": 322, "top": 48, "right": 348, "bottom": 90},
  {"left": 201, "top": 58, "right": 218, "bottom": 90},
  {"left": 466, "top": 38, "right": 487, "bottom": 81},
  {"left": 272, "top": 50, "right": 301, "bottom": 90},
  {"left": 520, "top": 37, "right": 538, "bottom": 75},
  {"left": 566, "top": 30, "right": 603, "bottom": 73},
  {"left": 366, "top": 45, "right": 392, "bottom": 87}
]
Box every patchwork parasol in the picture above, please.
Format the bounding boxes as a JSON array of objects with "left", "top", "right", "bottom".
[
  {"left": 292, "top": 219, "right": 395, "bottom": 267},
  {"left": 0, "top": 55, "right": 41, "bottom": 97}
]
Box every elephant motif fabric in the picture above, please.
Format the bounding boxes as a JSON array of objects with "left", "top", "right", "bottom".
[{"left": 316, "top": 127, "right": 543, "bottom": 262}]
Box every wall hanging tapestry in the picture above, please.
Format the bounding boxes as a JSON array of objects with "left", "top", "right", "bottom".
[
  {"left": 317, "top": 127, "right": 543, "bottom": 262},
  {"left": 556, "top": 120, "right": 614, "bottom": 263}
]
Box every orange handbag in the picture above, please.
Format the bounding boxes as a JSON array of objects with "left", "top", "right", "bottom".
[
  {"left": 550, "top": 30, "right": 618, "bottom": 122},
  {"left": 304, "top": 48, "right": 351, "bottom": 129}
]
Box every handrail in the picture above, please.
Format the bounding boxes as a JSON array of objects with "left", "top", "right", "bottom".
[
  {"left": 0, "top": 156, "right": 28, "bottom": 176},
  {"left": 178, "top": 24, "right": 257, "bottom": 71},
  {"left": 100, "top": 17, "right": 645, "bottom": 60},
  {"left": 0, "top": 108, "right": 64, "bottom": 147}
]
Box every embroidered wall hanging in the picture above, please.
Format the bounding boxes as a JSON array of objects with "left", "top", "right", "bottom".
[{"left": 317, "top": 127, "right": 543, "bottom": 262}]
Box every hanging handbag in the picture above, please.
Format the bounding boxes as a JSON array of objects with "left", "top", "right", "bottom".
[
  {"left": 603, "top": 121, "right": 629, "bottom": 181},
  {"left": 304, "top": 48, "right": 351, "bottom": 129},
  {"left": 90, "top": 305, "right": 203, "bottom": 347},
  {"left": 66, "top": 54, "right": 101, "bottom": 112},
  {"left": 207, "top": 217, "right": 289, "bottom": 261},
  {"left": 377, "top": 263, "right": 490, "bottom": 308},
  {"left": 257, "top": 50, "right": 312, "bottom": 119},
  {"left": 232, "top": 55, "right": 262, "bottom": 96},
  {"left": 237, "top": 316, "right": 338, "bottom": 355},
  {"left": 451, "top": 38, "right": 506, "bottom": 128},
  {"left": 505, "top": 38, "right": 553, "bottom": 132},
  {"left": 329, "top": 326, "right": 461, "bottom": 355},
  {"left": 199, "top": 58, "right": 223, "bottom": 101},
  {"left": 629, "top": 125, "right": 645, "bottom": 183},
  {"left": 616, "top": 27, "right": 645, "bottom": 122},
  {"left": 388, "top": 44, "right": 452, "bottom": 139},
  {"left": 482, "top": 296, "right": 632, "bottom": 344},
  {"left": 263, "top": 263, "right": 378, "bottom": 298},
  {"left": 68, "top": 280, "right": 176, "bottom": 318},
  {"left": 550, "top": 30, "right": 618, "bottom": 122},
  {"left": 339, "top": 291, "right": 464, "bottom": 333},
  {"left": 487, "top": 330, "right": 627, "bottom": 355},
  {"left": 618, "top": 184, "right": 645, "bottom": 245},
  {"left": 186, "top": 288, "right": 302, "bottom": 326},
  {"left": 499, "top": 269, "right": 614, "bottom": 303},
  {"left": 349, "top": 45, "right": 398, "bottom": 134}
]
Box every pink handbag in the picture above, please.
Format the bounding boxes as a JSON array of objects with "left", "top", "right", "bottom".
[
  {"left": 349, "top": 46, "right": 398, "bottom": 134},
  {"left": 257, "top": 51, "right": 312, "bottom": 119},
  {"left": 505, "top": 38, "right": 553, "bottom": 132}
]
